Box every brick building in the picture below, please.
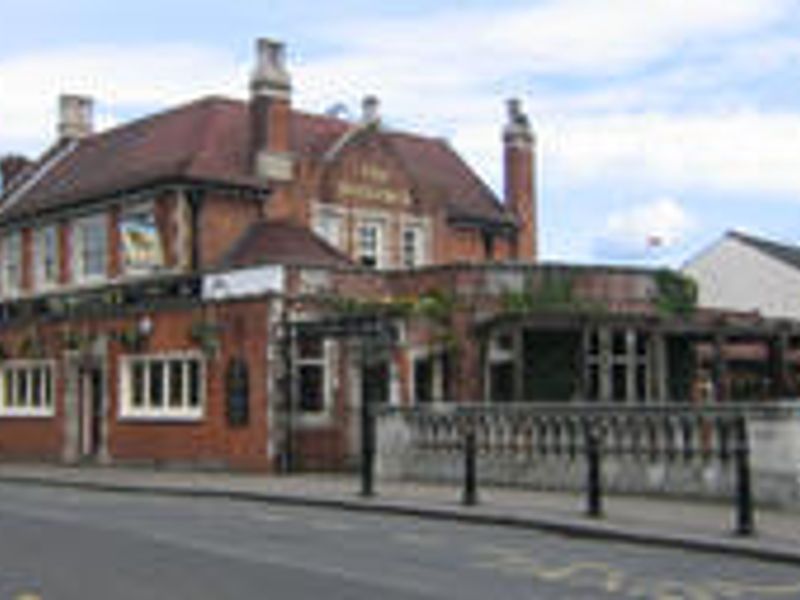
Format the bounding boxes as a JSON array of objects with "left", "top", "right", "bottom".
[{"left": 0, "top": 39, "right": 793, "bottom": 471}]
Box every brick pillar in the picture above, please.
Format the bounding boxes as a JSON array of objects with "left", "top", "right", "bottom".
[
  {"left": 20, "top": 227, "right": 33, "bottom": 292},
  {"left": 503, "top": 98, "right": 537, "bottom": 262}
]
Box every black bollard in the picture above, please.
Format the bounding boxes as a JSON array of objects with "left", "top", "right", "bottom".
[
  {"left": 462, "top": 428, "right": 478, "bottom": 506},
  {"left": 586, "top": 424, "right": 603, "bottom": 518},
  {"left": 360, "top": 401, "right": 375, "bottom": 498},
  {"left": 734, "top": 417, "right": 755, "bottom": 536}
]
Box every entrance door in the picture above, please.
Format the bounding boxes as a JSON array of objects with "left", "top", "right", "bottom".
[{"left": 79, "top": 367, "right": 104, "bottom": 459}]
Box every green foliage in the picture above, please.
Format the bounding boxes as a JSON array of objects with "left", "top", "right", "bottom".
[
  {"left": 189, "top": 320, "right": 222, "bottom": 356},
  {"left": 115, "top": 327, "right": 147, "bottom": 352},
  {"left": 500, "top": 272, "right": 576, "bottom": 314},
  {"left": 654, "top": 270, "right": 697, "bottom": 317}
]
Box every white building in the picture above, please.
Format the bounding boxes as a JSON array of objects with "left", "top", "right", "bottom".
[{"left": 684, "top": 231, "right": 800, "bottom": 320}]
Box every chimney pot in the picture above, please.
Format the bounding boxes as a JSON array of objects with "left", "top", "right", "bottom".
[
  {"left": 361, "top": 95, "right": 380, "bottom": 124},
  {"left": 251, "top": 38, "right": 291, "bottom": 98},
  {"left": 59, "top": 94, "right": 94, "bottom": 141},
  {"left": 504, "top": 97, "right": 532, "bottom": 145}
]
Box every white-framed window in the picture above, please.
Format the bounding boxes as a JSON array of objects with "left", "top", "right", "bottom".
[
  {"left": 0, "top": 361, "right": 55, "bottom": 418},
  {"left": 73, "top": 214, "right": 107, "bottom": 283},
  {"left": 1, "top": 231, "right": 22, "bottom": 297},
  {"left": 402, "top": 225, "right": 426, "bottom": 268},
  {"left": 119, "top": 353, "right": 205, "bottom": 420},
  {"left": 585, "top": 329, "right": 650, "bottom": 403},
  {"left": 357, "top": 220, "right": 383, "bottom": 268},
  {"left": 313, "top": 208, "right": 343, "bottom": 249},
  {"left": 120, "top": 203, "right": 163, "bottom": 275},
  {"left": 295, "top": 335, "right": 330, "bottom": 415},
  {"left": 35, "top": 225, "right": 59, "bottom": 290}
]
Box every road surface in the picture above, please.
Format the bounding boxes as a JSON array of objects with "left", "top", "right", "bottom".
[{"left": 0, "top": 483, "right": 798, "bottom": 599}]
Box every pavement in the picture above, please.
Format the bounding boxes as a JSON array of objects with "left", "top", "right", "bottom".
[{"left": 0, "top": 462, "right": 798, "bottom": 566}]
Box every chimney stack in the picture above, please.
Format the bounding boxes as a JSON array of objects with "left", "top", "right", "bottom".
[
  {"left": 58, "top": 94, "right": 94, "bottom": 141},
  {"left": 361, "top": 95, "right": 380, "bottom": 125},
  {"left": 503, "top": 98, "right": 537, "bottom": 261},
  {"left": 0, "top": 155, "right": 32, "bottom": 194},
  {"left": 250, "top": 38, "right": 293, "bottom": 182}
]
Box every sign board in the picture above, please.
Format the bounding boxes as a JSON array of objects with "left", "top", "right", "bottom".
[
  {"left": 202, "top": 265, "right": 285, "bottom": 300},
  {"left": 121, "top": 212, "right": 163, "bottom": 270}
]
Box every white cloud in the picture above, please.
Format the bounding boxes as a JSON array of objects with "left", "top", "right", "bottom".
[
  {"left": 333, "top": 0, "right": 790, "bottom": 78},
  {"left": 0, "top": 44, "right": 243, "bottom": 152},
  {"left": 596, "top": 196, "right": 695, "bottom": 258},
  {"left": 544, "top": 110, "right": 800, "bottom": 196}
]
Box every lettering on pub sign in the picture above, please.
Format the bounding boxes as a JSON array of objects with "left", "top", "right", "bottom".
[{"left": 336, "top": 163, "right": 411, "bottom": 206}]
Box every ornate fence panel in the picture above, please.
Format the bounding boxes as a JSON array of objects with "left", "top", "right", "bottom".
[{"left": 374, "top": 402, "right": 800, "bottom": 507}]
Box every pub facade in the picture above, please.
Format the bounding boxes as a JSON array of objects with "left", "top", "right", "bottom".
[{"left": 0, "top": 39, "right": 794, "bottom": 471}]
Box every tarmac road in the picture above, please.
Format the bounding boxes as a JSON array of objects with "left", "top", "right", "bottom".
[{"left": 0, "top": 483, "right": 798, "bottom": 600}]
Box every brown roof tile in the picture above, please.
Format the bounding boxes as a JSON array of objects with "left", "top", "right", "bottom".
[
  {"left": 219, "top": 219, "right": 352, "bottom": 269},
  {"left": 1, "top": 97, "right": 512, "bottom": 227}
]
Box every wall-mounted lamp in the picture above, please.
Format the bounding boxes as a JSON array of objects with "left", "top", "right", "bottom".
[{"left": 138, "top": 316, "right": 154, "bottom": 338}]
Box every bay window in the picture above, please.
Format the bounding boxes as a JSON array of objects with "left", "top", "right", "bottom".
[{"left": 73, "top": 214, "right": 107, "bottom": 283}]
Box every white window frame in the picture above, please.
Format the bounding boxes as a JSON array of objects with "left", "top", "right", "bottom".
[
  {"left": 294, "top": 335, "right": 334, "bottom": 425},
  {"left": 0, "top": 360, "right": 56, "bottom": 418},
  {"left": 402, "top": 223, "right": 427, "bottom": 268},
  {"left": 34, "top": 225, "right": 59, "bottom": 291},
  {"left": 118, "top": 352, "right": 205, "bottom": 421},
  {"left": 72, "top": 213, "right": 107, "bottom": 284},
  {"left": 1, "top": 231, "right": 22, "bottom": 297},
  {"left": 356, "top": 219, "right": 384, "bottom": 269}
]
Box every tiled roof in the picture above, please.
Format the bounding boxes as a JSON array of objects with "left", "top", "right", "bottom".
[
  {"left": 729, "top": 231, "right": 800, "bottom": 272},
  {"left": 219, "top": 219, "right": 352, "bottom": 269},
  {"left": 0, "top": 97, "right": 512, "bottom": 226}
]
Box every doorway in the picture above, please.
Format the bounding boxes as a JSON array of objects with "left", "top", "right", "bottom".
[{"left": 79, "top": 366, "right": 105, "bottom": 460}]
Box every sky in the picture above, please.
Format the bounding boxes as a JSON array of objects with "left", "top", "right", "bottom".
[{"left": 1, "top": 0, "right": 800, "bottom": 267}]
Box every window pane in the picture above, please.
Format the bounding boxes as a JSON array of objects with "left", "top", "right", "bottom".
[
  {"left": 16, "top": 370, "right": 27, "bottom": 408},
  {"left": 132, "top": 362, "right": 145, "bottom": 408},
  {"left": 299, "top": 365, "right": 324, "bottom": 412},
  {"left": 612, "top": 331, "right": 627, "bottom": 356},
  {"left": 5, "top": 371, "right": 14, "bottom": 407},
  {"left": 612, "top": 364, "right": 627, "bottom": 402},
  {"left": 169, "top": 361, "right": 184, "bottom": 407},
  {"left": 188, "top": 361, "right": 201, "bottom": 408},
  {"left": 149, "top": 361, "right": 164, "bottom": 407},
  {"left": 31, "top": 369, "right": 42, "bottom": 407},
  {"left": 414, "top": 358, "right": 433, "bottom": 404}
]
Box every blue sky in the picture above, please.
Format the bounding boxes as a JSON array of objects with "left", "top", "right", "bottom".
[{"left": 2, "top": 0, "right": 800, "bottom": 266}]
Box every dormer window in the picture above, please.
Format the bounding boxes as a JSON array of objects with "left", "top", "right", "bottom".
[
  {"left": 34, "top": 225, "right": 59, "bottom": 290},
  {"left": 120, "top": 203, "right": 163, "bottom": 275},
  {"left": 73, "top": 214, "right": 107, "bottom": 283},
  {"left": 1, "top": 231, "right": 22, "bottom": 297}
]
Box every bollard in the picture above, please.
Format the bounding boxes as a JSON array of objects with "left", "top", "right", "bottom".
[
  {"left": 585, "top": 424, "right": 603, "bottom": 518},
  {"left": 734, "top": 416, "right": 755, "bottom": 536},
  {"left": 462, "top": 428, "right": 478, "bottom": 506},
  {"left": 360, "top": 401, "right": 375, "bottom": 498}
]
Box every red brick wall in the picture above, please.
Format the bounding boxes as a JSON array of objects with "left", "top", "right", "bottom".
[
  {"left": 197, "top": 195, "right": 261, "bottom": 268},
  {"left": 504, "top": 142, "right": 536, "bottom": 261},
  {"left": 107, "top": 301, "right": 271, "bottom": 470}
]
